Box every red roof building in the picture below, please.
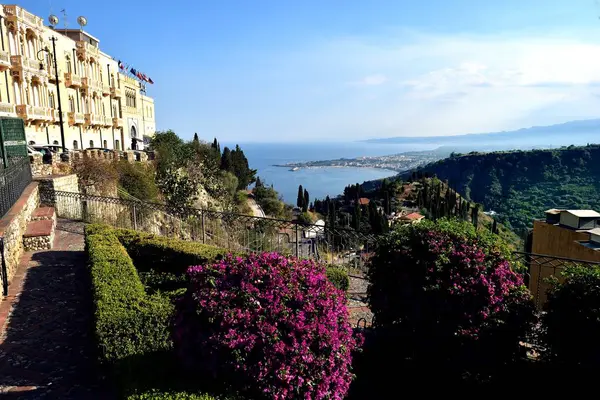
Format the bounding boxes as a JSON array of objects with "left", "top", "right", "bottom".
[
  {"left": 401, "top": 212, "right": 425, "bottom": 224},
  {"left": 358, "top": 198, "right": 370, "bottom": 206}
]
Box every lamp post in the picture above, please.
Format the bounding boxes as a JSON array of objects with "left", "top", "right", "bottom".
[{"left": 37, "top": 37, "right": 66, "bottom": 153}]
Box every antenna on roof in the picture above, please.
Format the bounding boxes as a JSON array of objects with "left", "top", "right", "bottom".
[{"left": 60, "top": 9, "right": 67, "bottom": 34}]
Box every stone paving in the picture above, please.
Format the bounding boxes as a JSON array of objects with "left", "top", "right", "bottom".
[
  {"left": 347, "top": 273, "right": 373, "bottom": 328},
  {"left": 0, "top": 220, "right": 113, "bottom": 399}
]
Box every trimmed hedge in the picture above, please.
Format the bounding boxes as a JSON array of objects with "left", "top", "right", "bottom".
[
  {"left": 114, "top": 229, "right": 232, "bottom": 275},
  {"left": 326, "top": 266, "right": 350, "bottom": 292},
  {"left": 85, "top": 224, "right": 173, "bottom": 364},
  {"left": 126, "top": 390, "right": 216, "bottom": 400}
]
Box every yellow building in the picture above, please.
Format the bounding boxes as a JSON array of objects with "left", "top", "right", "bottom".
[{"left": 0, "top": 4, "right": 155, "bottom": 151}]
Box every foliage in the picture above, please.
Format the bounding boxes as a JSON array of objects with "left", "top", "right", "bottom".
[
  {"left": 326, "top": 266, "right": 350, "bottom": 291},
  {"left": 73, "top": 156, "right": 119, "bottom": 196},
  {"left": 117, "top": 160, "right": 159, "bottom": 202},
  {"left": 253, "top": 184, "right": 285, "bottom": 218},
  {"left": 127, "top": 390, "right": 216, "bottom": 400},
  {"left": 157, "top": 167, "right": 199, "bottom": 213},
  {"left": 412, "top": 144, "right": 600, "bottom": 230},
  {"left": 544, "top": 265, "right": 600, "bottom": 366},
  {"left": 173, "top": 253, "right": 360, "bottom": 400},
  {"left": 85, "top": 224, "right": 174, "bottom": 395},
  {"left": 367, "top": 219, "right": 535, "bottom": 369},
  {"left": 296, "top": 211, "right": 313, "bottom": 225},
  {"left": 234, "top": 190, "right": 252, "bottom": 215},
  {"left": 218, "top": 171, "right": 239, "bottom": 200},
  {"left": 297, "top": 185, "right": 304, "bottom": 208}
]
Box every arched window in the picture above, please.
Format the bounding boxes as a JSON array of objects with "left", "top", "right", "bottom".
[
  {"left": 103, "top": 140, "right": 107, "bottom": 149},
  {"left": 89, "top": 140, "right": 94, "bottom": 148},
  {"left": 49, "top": 92, "right": 55, "bottom": 109},
  {"left": 53, "top": 140, "right": 59, "bottom": 145},
  {"left": 115, "top": 139, "right": 120, "bottom": 150},
  {"left": 130, "top": 125, "right": 137, "bottom": 138},
  {"left": 73, "top": 140, "right": 78, "bottom": 150},
  {"left": 66, "top": 55, "right": 72, "bottom": 73},
  {"left": 29, "top": 140, "right": 35, "bottom": 145}
]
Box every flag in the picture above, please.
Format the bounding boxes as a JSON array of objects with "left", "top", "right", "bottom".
[
  {"left": 118, "top": 60, "right": 125, "bottom": 69},
  {"left": 130, "top": 67, "right": 137, "bottom": 75},
  {"left": 148, "top": 77, "right": 154, "bottom": 84},
  {"left": 136, "top": 71, "right": 143, "bottom": 80},
  {"left": 143, "top": 74, "right": 150, "bottom": 82}
]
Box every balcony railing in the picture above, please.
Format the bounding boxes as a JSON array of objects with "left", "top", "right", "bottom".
[
  {"left": 0, "top": 50, "right": 10, "bottom": 71},
  {"left": 0, "top": 102, "right": 15, "bottom": 115},
  {"left": 76, "top": 41, "right": 99, "bottom": 60},
  {"left": 102, "top": 83, "right": 111, "bottom": 96},
  {"left": 64, "top": 72, "right": 82, "bottom": 87},
  {"left": 112, "top": 117, "right": 123, "bottom": 128},
  {"left": 10, "top": 55, "right": 46, "bottom": 74},
  {"left": 85, "top": 113, "right": 104, "bottom": 127},
  {"left": 110, "top": 86, "right": 122, "bottom": 99},
  {"left": 3, "top": 5, "right": 44, "bottom": 28},
  {"left": 81, "top": 77, "right": 89, "bottom": 90},
  {"left": 16, "top": 105, "right": 51, "bottom": 121},
  {"left": 68, "top": 111, "right": 85, "bottom": 126},
  {"left": 103, "top": 116, "right": 113, "bottom": 127},
  {"left": 50, "top": 109, "right": 66, "bottom": 123}
]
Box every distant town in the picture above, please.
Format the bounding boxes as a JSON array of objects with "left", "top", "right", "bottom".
[{"left": 273, "top": 150, "right": 445, "bottom": 172}]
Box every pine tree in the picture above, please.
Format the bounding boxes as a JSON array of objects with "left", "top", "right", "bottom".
[
  {"left": 297, "top": 185, "right": 304, "bottom": 209},
  {"left": 303, "top": 189, "right": 309, "bottom": 213},
  {"left": 193, "top": 132, "right": 199, "bottom": 143},
  {"left": 255, "top": 176, "right": 263, "bottom": 188}
]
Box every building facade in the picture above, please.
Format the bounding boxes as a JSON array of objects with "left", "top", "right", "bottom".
[
  {"left": 0, "top": 4, "right": 155, "bottom": 151},
  {"left": 530, "top": 209, "right": 600, "bottom": 305}
]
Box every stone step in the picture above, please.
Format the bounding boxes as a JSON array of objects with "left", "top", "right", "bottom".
[
  {"left": 23, "top": 219, "right": 54, "bottom": 251},
  {"left": 32, "top": 207, "right": 55, "bottom": 222}
]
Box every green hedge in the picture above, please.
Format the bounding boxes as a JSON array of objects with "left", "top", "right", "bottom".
[
  {"left": 126, "top": 390, "right": 216, "bottom": 400},
  {"left": 326, "top": 267, "right": 350, "bottom": 292},
  {"left": 114, "top": 229, "right": 232, "bottom": 274},
  {"left": 85, "top": 224, "right": 173, "bottom": 364}
]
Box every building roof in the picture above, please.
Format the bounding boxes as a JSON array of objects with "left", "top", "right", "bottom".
[
  {"left": 564, "top": 210, "right": 600, "bottom": 218},
  {"left": 401, "top": 212, "right": 424, "bottom": 221},
  {"left": 545, "top": 208, "right": 563, "bottom": 215},
  {"left": 358, "top": 198, "right": 370, "bottom": 206},
  {"left": 589, "top": 228, "right": 600, "bottom": 236}
]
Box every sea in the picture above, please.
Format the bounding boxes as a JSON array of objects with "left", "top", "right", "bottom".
[{"left": 225, "top": 142, "right": 436, "bottom": 204}]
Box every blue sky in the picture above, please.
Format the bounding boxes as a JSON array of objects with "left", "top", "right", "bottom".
[{"left": 16, "top": 0, "right": 600, "bottom": 142}]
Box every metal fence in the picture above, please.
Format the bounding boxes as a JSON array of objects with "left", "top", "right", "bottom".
[
  {"left": 0, "top": 157, "right": 32, "bottom": 218},
  {"left": 41, "top": 189, "right": 378, "bottom": 269},
  {"left": 513, "top": 251, "right": 600, "bottom": 308}
]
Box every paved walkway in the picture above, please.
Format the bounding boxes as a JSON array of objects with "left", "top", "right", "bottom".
[{"left": 0, "top": 220, "right": 113, "bottom": 399}]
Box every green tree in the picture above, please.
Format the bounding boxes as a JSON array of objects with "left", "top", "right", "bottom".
[
  {"left": 352, "top": 202, "right": 361, "bottom": 230},
  {"left": 193, "top": 132, "right": 199, "bottom": 143},
  {"left": 303, "top": 189, "right": 309, "bottom": 213},
  {"left": 220, "top": 146, "right": 233, "bottom": 172},
  {"left": 297, "top": 185, "right": 304, "bottom": 209}
]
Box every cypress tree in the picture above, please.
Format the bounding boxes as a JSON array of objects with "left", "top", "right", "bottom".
[
  {"left": 352, "top": 202, "right": 361, "bottom": 230},
  {"left": 220, "top": 146, "right": 232, "bottom": 172},
  {"left": 303, "top": 189, "right": 309, "bottom": 213},
  {"left": 193, "top": 132, "right": 199, "bottom": 143},
  {"left": 297, "top": 185, "right": 304, "bottom": 209}
]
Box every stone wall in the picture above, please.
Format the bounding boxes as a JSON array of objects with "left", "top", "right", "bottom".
[
  {"left": 0, "top": 183, "right": 40, "bottom": 296},
  {"left": 37, "top": 174, "right": 81, "bottom": 220}
]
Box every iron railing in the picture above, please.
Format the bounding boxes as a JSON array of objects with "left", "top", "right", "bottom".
[
  {"left": 0, "top": 158, "right": 32, "bottom": 218},
  {"left": 512, "top": 251, "right": 600, "bottom": 308},
  {"left": 41, "top": 189, "right": 377, "bottom": 268}
]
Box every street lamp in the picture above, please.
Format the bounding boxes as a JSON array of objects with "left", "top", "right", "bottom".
[{"left": 37, "top": 14, "right": 66, "bottom": 153}]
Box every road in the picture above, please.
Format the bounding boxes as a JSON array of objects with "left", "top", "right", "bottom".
[{"left": 248, "top": 198, "right": 266, "bottom": 218}]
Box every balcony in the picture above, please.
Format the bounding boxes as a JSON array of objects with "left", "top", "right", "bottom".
[
  {"left": 102, "top": 83, "right": 111, "bottom": 96},
  {"left": 4, "top": 5, "right": 44, "bottom": 28},
  {"left": 76, "top": 41, "right": 99, "bottom": 60},
  {"left": 84, "top": 113, "right": 104, "bottom": 127},
  {"left": 16, "top": 105, "right": 52, "bottom": 122},
  {"left": 110, "top": 86, "right": 122, "bottom": 99},
  {"left": 112, "top": 117, "right": 123, "bottom": 128},
  {"left": 68, "top": 111, "right": 85, "bottom": 126},
  {"left": 0, "top": 50, "right": 10, "bottom": 71},
  {"left": 64, "top": 72, "right": 82, "bottom": 88},
  {"left": 103, "top": 116, "right": 112, "bottom": 127},
  {"left": 50, "top": 109, "right": 66, "bottom": 123},
  {"left": 81, "top": 77, "right": 89, "bottom": 90},
  {"left": 0, "top": 102, "right": 15, "bottom": 116}
]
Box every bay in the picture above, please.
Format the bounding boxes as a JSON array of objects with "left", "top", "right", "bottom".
[{"left": 224, "top": 142, "right": 436, "bottom": 204}]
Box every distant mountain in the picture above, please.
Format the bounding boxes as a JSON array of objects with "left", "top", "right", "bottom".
[{"left": 363, "top": 119, "right": 600, "bottom": 149}]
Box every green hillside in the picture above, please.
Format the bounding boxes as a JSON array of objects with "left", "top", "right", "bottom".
[{"left": 410, "top": 144, "right": 600, "bottom": 231}]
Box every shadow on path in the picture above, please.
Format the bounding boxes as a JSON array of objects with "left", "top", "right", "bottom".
[{"left": 0, "top": 226, "right": 114, "bottom": 398}]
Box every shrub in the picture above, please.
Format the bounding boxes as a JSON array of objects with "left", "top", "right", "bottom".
[
  {"left": 368, "top": 219, "right": 535, "bottom": 369},
  {"left": 544, "top": 265, "right": 600, "bottom": 366},
  {"left": 85, "top": 224, "right": 173, "bottom": 363},
  {"left": 126, "top": 390, "right": 216, "bottom": 400},
  {"left": 173, "top": 253, "right": 360, "bottom": 400},
  {"left": 117, "top": 160, "right": 159, "bottom": 202},
  {"left": 326, "top": 266, "right": 350, "bottom": 291},
  {"left": 114, "top": 229, "right": 231, "bottom": 275}
]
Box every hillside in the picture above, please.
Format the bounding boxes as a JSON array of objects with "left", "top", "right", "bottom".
[{"left": 409, "top": 144, "right": 600, "bottom": 231}]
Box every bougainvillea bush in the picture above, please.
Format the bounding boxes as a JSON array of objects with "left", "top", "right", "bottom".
[
  {"left": 367, "top": 219, "right": 535, "bottom": 369},
  {"left": 172, "top": 252, "right": 360, "bottom": 400}
]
